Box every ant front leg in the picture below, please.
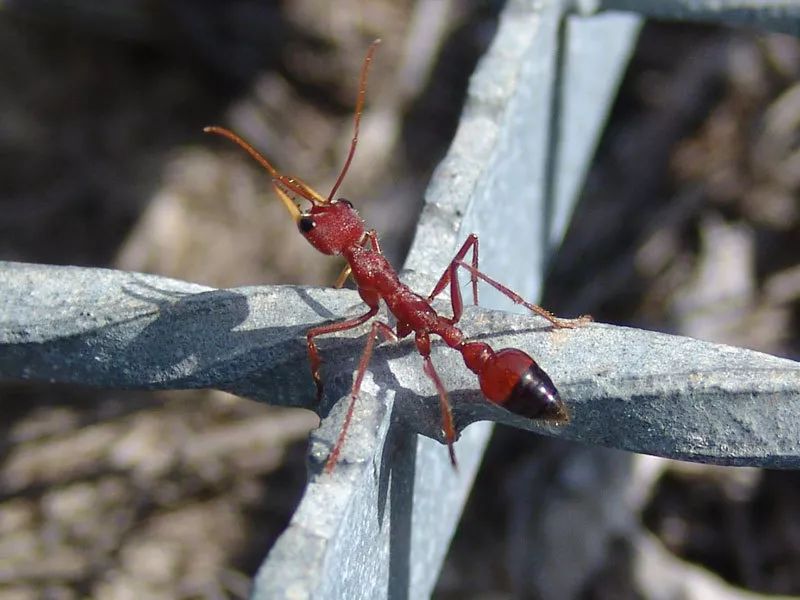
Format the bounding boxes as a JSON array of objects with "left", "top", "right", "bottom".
[
  {"left": 306, "top": 305, "right": 379, "bottom": 403},
  {"left": 325, "top": 320, "right": 397, "bottom": 473},
  {"left": 333, "top": 230, "right": 381, "bottom": 289}
]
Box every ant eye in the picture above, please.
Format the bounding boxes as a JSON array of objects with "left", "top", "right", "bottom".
[
  {"left": 298, "top": 216, "right": 315, "bottom": 233},
  {"left": 337, "top": 199, "right": 354, "bottom": 208}
]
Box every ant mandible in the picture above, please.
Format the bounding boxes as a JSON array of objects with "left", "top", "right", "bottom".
[{"left": 205, "top": 39, "right": 589, "bottom": 473}]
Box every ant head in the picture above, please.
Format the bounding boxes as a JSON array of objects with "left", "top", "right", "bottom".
[
  {"left": 204, "top": 40, "right": 381, "bottom": 259},
  {"left": 266, "top": 181, "right": 365, "bottom": 255},
  {"left": 297, "top": 198, "right": 365, "bottom": 255}
]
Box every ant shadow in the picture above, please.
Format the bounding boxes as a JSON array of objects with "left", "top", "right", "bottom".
[{"left": 112, "top": 277, "right": 339, "bottom": 409}]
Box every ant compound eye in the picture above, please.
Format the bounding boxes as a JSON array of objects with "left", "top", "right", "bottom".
[
  {"left": 337, "top": 199, "right": 354, "bottom": 208},
  {"left": 298, "top": 216, "right": 316, "bottom": 233}
]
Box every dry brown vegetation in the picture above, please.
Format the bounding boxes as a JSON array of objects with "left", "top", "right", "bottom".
[{"left": 1, "top": 2, "right": 799, "bottom": 598}]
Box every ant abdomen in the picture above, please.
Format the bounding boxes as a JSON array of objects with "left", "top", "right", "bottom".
[{"left": 462, "top": 343, "right": 568, "bottom": 422}]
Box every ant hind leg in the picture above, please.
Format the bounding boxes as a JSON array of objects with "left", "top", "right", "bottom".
[{"left": 415, "top": 331, "right": 458, "bottom": 468}]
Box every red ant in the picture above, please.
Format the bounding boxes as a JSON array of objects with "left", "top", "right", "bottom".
[{"left": 205, "top": 40, "right": 589, "bottom": 473}]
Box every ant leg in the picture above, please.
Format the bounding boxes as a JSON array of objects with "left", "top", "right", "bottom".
[
  {"left": 416, "top": 332, "right": 458, "bottom": 468},
  {"left": 364, "top": 230, "right": 382, "bottom": 253},
  {"left": 428, "top": 235, "right": 589, "bottom": 328},
  {"left": 325, "top": 320, "right": 397, "bottom": 473},
  {"left": 307, "top": 305, "right": 379, "bottom": 403},
  {"left": 333, "top": 264, "right": 352, "bottom": 289},
  {"left": 333, "top": 230, "right": 381, "bottom": 288},
  {"left": 427, "top": 234, "right": 479, "bottom": 308},
  {"left": 454, "top": 260, "right": 592, "bottom": 328},
  {"left": 425, "top": 235, "right": 480, "bottom": 325}
]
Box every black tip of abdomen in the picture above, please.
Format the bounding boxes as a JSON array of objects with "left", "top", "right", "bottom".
[{"left": 505, "top": 363, "right": 569, "bottom": 422}]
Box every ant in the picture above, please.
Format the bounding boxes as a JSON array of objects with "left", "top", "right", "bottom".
[{"left": 205, "top": 40, "right": 589, "bottom": 473}]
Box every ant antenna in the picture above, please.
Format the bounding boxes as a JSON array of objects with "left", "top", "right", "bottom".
[
  {"left": 203, "top": 126, "right": 325, "bottom": 206},
  {"left": 327, "top": 39, "right": 381, "bottom": 203},
  {"left": 204, "top": 126, "right": 281, "bottom": 180}
]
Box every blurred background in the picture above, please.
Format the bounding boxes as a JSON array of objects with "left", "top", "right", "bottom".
[{"left": 0, "top": 1, "right": 799, "bottom": 598}]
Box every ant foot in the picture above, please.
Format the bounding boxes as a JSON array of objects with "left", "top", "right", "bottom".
[
  {"left": 311, "top": 371, "right": 324, "bottom": 403},
  {"left": 447, "top": 443, "right": 458, "bottom": 470},
  {"left": 549, "top": 314, "right": 593, "bottom": 329}
]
